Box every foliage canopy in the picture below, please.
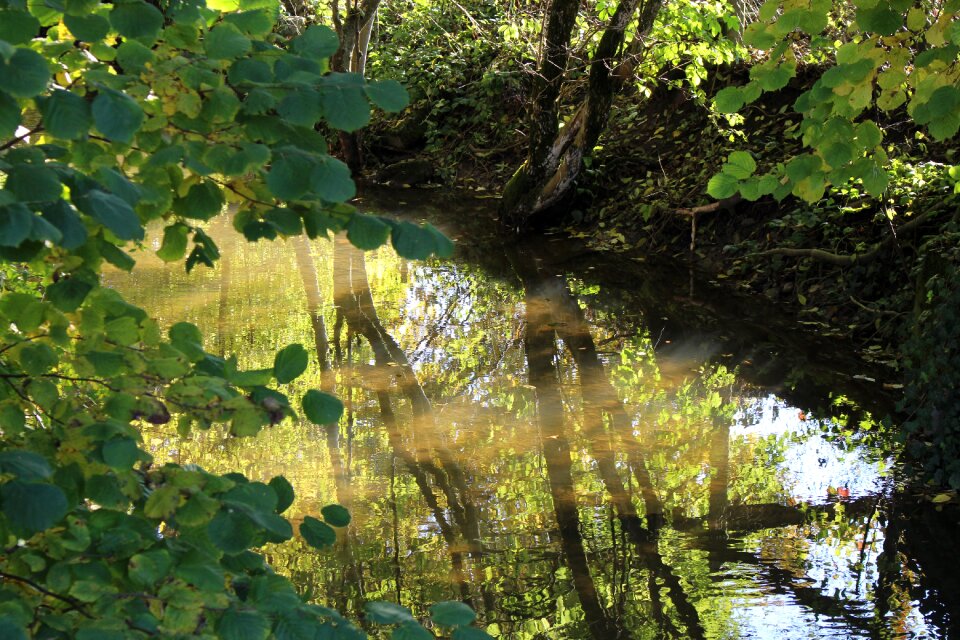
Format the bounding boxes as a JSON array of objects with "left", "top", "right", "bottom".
[
  {"left": 710, "top": 0, "right": 960, "bottom": 204},
  {"left": 0, "top": 0, "right": 488, "bottom": 637}
]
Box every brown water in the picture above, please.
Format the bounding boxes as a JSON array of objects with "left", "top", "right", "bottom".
[{"left": 108, "top": 190, "right": 959, "bottom": 639}]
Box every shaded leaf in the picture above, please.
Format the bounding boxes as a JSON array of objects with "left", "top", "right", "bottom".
[
  {"left": 301, "top": 389, "right": 343, "bottom": 425},
  {"left": 299, "top": 515, "right": 336, "bottom": 549},
  {"left": 321, "top": 504, "right": 350, "bottom": 527}
]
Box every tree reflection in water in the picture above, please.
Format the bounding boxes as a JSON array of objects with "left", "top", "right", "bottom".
[{"left": 117, "top": 218, "right": 953, "bottom": 639}]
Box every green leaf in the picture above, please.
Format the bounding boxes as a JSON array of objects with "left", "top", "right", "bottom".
[
  {"left": 47, "top": 277, "right": 93, "bottom": 311},
  {"left": 854, "top": 120, "right": 883, "bottom": 150},
  {"left": 365, "top": 80, "right": 409, "bottom": 113},
  {"left": 793, "top": 173, "right": 826, "bottom": 202},
  {"left": 63, "top": 13, "right": 111, "bottom": 41},
  {"left": 268, "top": 476, "right": 294, "bottom": 513},
  {"left": 0, "top": 48, "right": 49, "bottom": 98},
  {"left": 5, "top": 164, "right": 62, "bottom": 202},
  {"left": 0, "top": 450, "right": 52, "bottom": 480},
  {"left": 706, "top": 173, "right": 739, "bottom": 199},
  {"left": 914, "top": 86, "right": 960, "bottom": 125},
  {"left": 39, "top": 89, "right": 92, "bottom": 140},
  {"left": 423, "top": 223, "right": 454, "bottom": 258},
  {"left": 224, "top": 481, "right": 278, "bottom": 513},
  {"left": 310, "top": 156, "right": 355, "bottom": 202},
  {"left": 205, "top": 23, "right": 252, "bottom": 60},
  {"left": 346, "top": 214, "right": 390, "bottom": 250},
  {"left": 208, "top": 509, "right": 256, "bottom": 553},
  {"left": 391, "top": 221, "right": 440, "bottom": 260},
  {"left": 224, "top": 9, "right": 277, "bottom": 37},
  {"left": 0, "top": 480, "right": 67, "bottom": 534},
  {"left": 290, "top": 25, "right": 339, "bottom": 58},
  {"left": 713, "top": 86, "right": 744, "bottom": 114},
  {"left": 173, "top": 182, "right": 224, "bottom": 220},
  {"left": 0, "top": 203, "right": 34, "bottom": 246},
  {"left": 299, "top": 515, "right": 336, "bottom": 548},
  {"left": 928, "top": 113, "right": 960, "bottom": 141},
  {"left": 225, "top": 356, "right": 274, "bottom": 387},
  {"left": 743, "top": 22, "right": 777, "bottom": 49},
  {"left": 263, "top": 208, "right": 302, "bottom": 235},
  {"left": 301, "top": 389, "right": 343, "bottom": 425},
  {"left": 110, "top": 1, "right": 163, "bottom": 42},
  {"left": 274, "top": 343, "right": 308, "bottom": 383},
  {"left": 217, "top": 609, "right": 271, "bottom": 640},
  {"left": 429, "top": 602, "right": 476, "bottom": 627},
  {"left": 822, "top": 141, "right": 854, "bottom": 168},
  {"left": 170, "top": 322, "right": 205, "bottom": 361},
  {"left": 784, "top": 154, "right": 822, "bottom": 182},
  {"left": 102, "top": 437, "right": 140, "bottom": 469},
  {"left": 751, "top": 62, "right": 794, "bottom": 91},
  {"left": 320, "top": 76, "right": 370, "bottom": 132},
  {"left": 0, "top": 619, "right": 28, "bottom": 640},
  {"left": 143, "top": 485, "right": 180, "bottom": 520},
  {"left": 100, "top": 240, "right": 136, "bottom": 271},
  {"left": 856, "top": 5, "right": 902, "bottom": 36},
  {"left": 92, "top": 89, "right": 144, "bottom": 144},
  {"left": 277, "top": 89, "right": 321, "bottom": 128},
  {"left": 0, "top": 91, "right": 20, "bottom": 139},
  {"left": 853, "top": 157, "right": 889, "bottom": 196},
  {"left": 392, "top": 623, "right": 435, "bottom": 640},
  {"left": 366, "top": 602, "right": 415, "bottom": 624},
  {"left": 19, "top": 343, "right": 57, "bottom": 374},
  {"left": 0, "top": 10, "right": 40, "bottom": 44},
  {"left": 228, "top": 58, "right": 273, "bottom": 85},
  {"left": 267, "top": 151, "right": 311, "bottom": 201},
  {"left": 321, "top": 504, "right": 350, "bottom": 527},
  {"left": 158, "top": 223, "right": 190, "bottom": 262},
  {"left": 117, "top": 40, "right": 155, "bottom": 73},
  {"left": 75, "top": 189, "right": 144, "bottom": 241},
  {"left": 723, "top": 151, "right": 757, "bottom": 179},
  {"left": 128, "top": 550, "right": 172, "bottom": 589}
]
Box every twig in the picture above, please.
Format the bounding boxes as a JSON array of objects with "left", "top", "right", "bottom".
[
  {"left": 675, "top": 194, "right": 742, "bottom": 217},
  {"left": 848, "top": 296, "right": 902, "bottom": 317},
  {"left": 0, "top": 571, "right": 93, "bottom": 618},
  {"left": 0, "top": 126, "right": 43, "bottom": 151}
]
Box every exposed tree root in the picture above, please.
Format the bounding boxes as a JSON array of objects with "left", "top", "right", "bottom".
[{"left": 751, "top": 208, "right": 940, "bottom": 266}]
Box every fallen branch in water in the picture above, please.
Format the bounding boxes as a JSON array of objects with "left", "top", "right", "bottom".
[{"left": 751, "top": 208, "right": 939, "bottom": 266}]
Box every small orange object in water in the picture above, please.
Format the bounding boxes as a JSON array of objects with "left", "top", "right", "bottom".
[
  {"left": 798, "top": 410, "right": 807, "bottom": 421},
  {"left": 837, "top": 487, "right": 850, "bottom": 498}
]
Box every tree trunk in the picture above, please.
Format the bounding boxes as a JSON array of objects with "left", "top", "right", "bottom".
[
  {"left": 500, "top": 0, "right": 663, "bottom": 230},
  {"left": 331, "top": 0, "right": 381, "bottom": 174}
]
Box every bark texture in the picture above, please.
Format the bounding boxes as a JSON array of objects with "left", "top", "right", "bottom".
[{"left": 500, "top": 0, "right": 663, "bottom": 230}]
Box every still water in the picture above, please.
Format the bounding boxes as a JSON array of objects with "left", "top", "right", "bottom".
[{"left": 108, "top": 190, "right": 958, "bottom": 638}]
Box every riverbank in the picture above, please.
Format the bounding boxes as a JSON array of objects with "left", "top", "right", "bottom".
[
  {"left": 364, "top": 65, "right": 959, "bottom": 365},
  {"left": 362, "top": 64, "right": 960, "bottom": 490}
]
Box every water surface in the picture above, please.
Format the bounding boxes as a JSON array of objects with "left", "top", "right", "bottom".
[{"left": 108, "top": 191, "right": 959, "bottom": 639}]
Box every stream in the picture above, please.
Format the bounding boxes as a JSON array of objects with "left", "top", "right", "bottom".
[{"left": 107, "top": 189, "right": 959, "bottom": 639}]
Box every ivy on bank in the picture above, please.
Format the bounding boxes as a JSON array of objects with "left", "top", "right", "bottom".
[{"left": 0, "top": 0, "right": 488, "bottom": 637}]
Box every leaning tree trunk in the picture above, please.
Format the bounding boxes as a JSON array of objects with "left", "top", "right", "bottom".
[
  {"left": 331, "top": 0, "right": 380, "bottom": 174},
  {"left": 500, "top": 0, "right": 663, "bottom": 230}
]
